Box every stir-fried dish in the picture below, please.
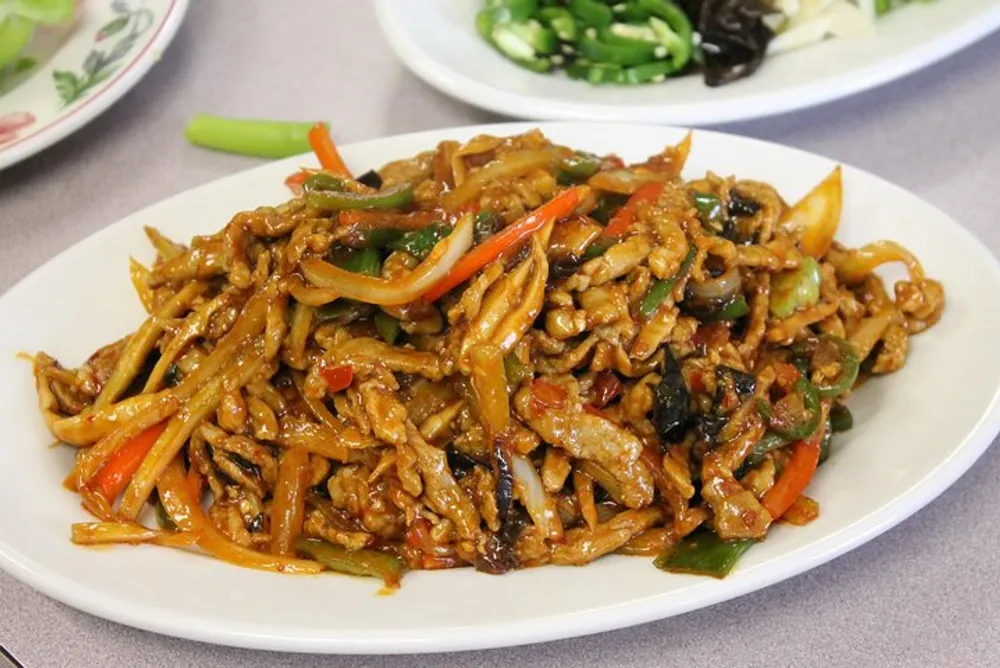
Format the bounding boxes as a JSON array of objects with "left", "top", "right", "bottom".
[{"left": 32, "top": 127, "right": 944, "bottom": 587}]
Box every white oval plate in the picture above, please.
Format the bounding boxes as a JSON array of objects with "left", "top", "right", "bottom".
[
  {"left": 0, "top": 0, "right": 188, "bottom": 171},
  {"left": 375, "top": 0, "right": 1000, "bottom": 125},
  {"left": 1, "top": 122, "right": 999, "bottom": 654}
]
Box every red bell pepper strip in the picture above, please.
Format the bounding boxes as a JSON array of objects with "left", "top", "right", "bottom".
[
  {"left": 308, "top": 123, "right": 352, "bottom": 177},
  {"left": 423, "top": 185, "right": 588, "bottom": 302},
  {"left": 600, "top": 180, "right": 665, "bottom": 239},
  {"left": 761, "top": 408, "right": 828, "bottom": 521},
  {"left": 89, "top": 422, "right": 168, "bottom": 502}
]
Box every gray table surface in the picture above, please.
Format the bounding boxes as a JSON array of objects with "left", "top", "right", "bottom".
[{"left": 3, "top": 2, "right": 1000, "bottom": 667}]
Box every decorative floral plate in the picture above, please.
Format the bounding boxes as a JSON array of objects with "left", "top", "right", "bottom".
[{"left": 0, "top": 0, "right": 188, "bottom": 171}]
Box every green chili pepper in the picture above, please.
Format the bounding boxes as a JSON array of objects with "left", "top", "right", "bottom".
[
  {"left": 336, "top": 246, "right": 382, "bottom": 276},
  {"left": 295, "top": 537, "right": 407, "bottom": 587},
  {"left": 559, "top": 151, "right": 603, "bottom": 179},
  {"left": 819, "top": 415, "right": 834, "bottom": 465},
  {"left": 388, "top": 223, "right": 451, "bottom": 260},
  {"left": 314, "top": 300, "right": 373, "bottom": 324},
  {"left": 770, "top": 256, "right": 822, "bottom": 318},
  {"left": 307, "top": 183, "right": 414, "bottom": 211},
  {"left": 643, "top": 0, "right": 694, "bottom": 68},
  {"left": 655, "top": 529, "right": 755, "bottom": 578},
  {"left": 745, "top": 431, "right": 790, "bottom": 469},
  {"left": 504, "top": 353, "right": 533, "bottom": 386},
  {"left": 579, "top": 34, "right": 658, "bottom": 66},
  {"left": 183, "top": 115, "right": 323, "bottom": 159},
  {"left": 811, "top": 335, "right": 860, "bottom": 398},
  {"left": 618, "top": 3, "right": 653, "bottom": 21},
  {"left": 582, "top": 239, "right": 612, "bottom": 260},
  {"left": 830, "top": 402, "right": 853, "bottom": 432},
  {"left": 566, "top": 60, "right": 623, "bottom": 84},
  {"left": 374, "top": 310, "right": 402, "bottom": 345},
  {"left": 692, "top": 191, "right": 726, "bottom": 234},
  {"left": 163, "top": 363, "right": 182, "bottom": 388},
  {"left": 538, "top": 6, "right": 578, "bottom": 41},
  {"left": 638, "top": 245, "right": 696, "bottom": 319},
  {"left": 699, "top": 295, "right": 750, "bottom": 322},
  {"left": 758, "top": 376, "right": 822, "bottom": 441},
  {"left": 590, "top": 193, "right": 629, "bottom": 224},
  {"left": 304, "top": 171, "right": 348, "bottom": 193},
  {"left": 617, "top": 59, "right": 677, "bottom": 85},
  {"left": 358, "top": 227, "right": 404, "bottom": 250},
  {"left": 570, "top": 0, "right": 613, "bottom": 28}
]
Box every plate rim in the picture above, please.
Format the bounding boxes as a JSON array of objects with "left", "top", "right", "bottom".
[
  {"left": 2, "top": 120, "right": 1000, "bottom": 654},
  {"left": 373, "top": 0, "right": 1000, "bottom": 125},
  {"left": 0, "top": 0, "right": 190, "bottom": 171}
]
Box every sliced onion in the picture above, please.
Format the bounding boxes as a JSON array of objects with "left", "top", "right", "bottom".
[
  {"left": 300, "top": 213, "right": 474, "bottom": 306},
  {"left": 685, "top": 266, "right": 742, "bottom": 307},
  {"left": 510, "top": 454, "right": 564, "bottom": 542}
]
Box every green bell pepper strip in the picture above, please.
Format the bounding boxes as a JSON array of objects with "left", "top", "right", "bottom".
[
  {"left": 812, "top": 335, "right": 860, "bottom": 398},
  {"left": 538, "top": 7, "right": 579, "bottom": 41},
  {"left": 692, "top": 191, "right": 726, "bottom": 233},
  {"left": 639, "top": 0, "right": 694, "bottom": 68},
  {"left": 655, "top": 529, "right": 755, "bottom": 578},
  {"left": 307, "top": 183, "right": 414, "bottom": 211},
  {"left": 770, "top": 256, "right": 822, "bottom": 318},
  {"left": 184, "top": 115, "right": 324, "bottom": 159},
  {"left": 830, "top": 402, "right": 853, "bottom": 433},
  {"left": 388, "top": 223, "right": 451, "bottom": 260},
  {"left": 582, "top": 238, "right": 612, "bottom": 259},
  {"left": 295, "top": 537, "right": 407, "bottom": 587},
  {"left": 758, "top": 377, "right": 822, "bottom": 441},
  {"left": 579, "top": 34, "right": 658, "bottom": 67},
  {"left": 745, "top": 432, "right": 790, "bottom": 469},
  {"left": 638, "top": 245, "right": 696, "bottom": 319},
  {"left": 570, "top": 0, "right": 614, "bottom": 28},
  {"left": 374, "top": 310, "right": 402, "bottom": 345}
]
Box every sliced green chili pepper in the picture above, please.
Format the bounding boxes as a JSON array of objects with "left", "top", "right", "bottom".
[
  {"left": 295, "top": 537, "right": 407, "bottom": 587},
  {"left": 591, "top": 193, "right": 629, "bottom": 224},
  {"left": 655, "top": 529, "right": 755, "bottom": 578},
  {"left": 570, "top": 0, "right": 613, "bottom": 28},
  {"left": 811, "top": 335, "right": 860, "bottom": 398},
  {"left": 617, "top": 59, "right": 676, "bottom": 85},
  {"left": 336, "top": 246, "right": 382, "bottom": 276},
  {"left": 618, "top": 3, "right": 653, "bottom": 22},
  {"left": 758, "top": 376, "right": 822, "bottom": 441},
  {"left": 770, "top": 256, "right": 821, "bottom": 318},
  {"left": 638, "top": 0, "right": 694, "bottom": 68},
  {"left": 504, "top": 353, "right": 533, "bottom": 386},
  {"left": 307, "top": 183, "right": 414, "bottom": 211},
  {"left": 374, "top": 310, "right": 402, "bottom": 345},
  {"left": 163, "top": 363, "right": 182, "bottom": 388},
  {"left": 183, "top": 115, "right": 323, "bottom": 159},
  {"left": 388, "top": 223, "right": 451, "bottom": 260},
  {"left": 692, "top": 191, "right": 726, "bottom": 233},
  {"left": 358, "top": 227, "right": 404, "bottom": 250},
  {"left": 559, "top": 151, "right": 603, "bottom": 179},
  {"left": 639, "top": 245, "right": 696, "bottom": 319},
  {"left": 579, "top": 34, "right": 658, "bottom": 66},
  {"left": 504, "top": 19, "right": 558, "bottom": 55},
  {"left": 304, "top": 171, "right": 348, "bottom": 193},
  {"left": 314, "top": 300, "right": 372, "bottom": 324},
  {"left": 819, "top": 415, "right": 834, "bottom": 465},
  {"left": 830, "top": 402, "right": 853, "bottom": 432},
  {"left": 582, "top": 239, "right": 612, "bottom": 259},
  {"left": 745, "top": 431, "right": 790, "bottom": 469},
  {"left": 566, "top": 60, "right": 623, "bottom": 84},
  {"left": 699, "top": 295, "right": 750, "bottom": 322},
  {"left": 538, "top": 7, "right": 578, "bottom": 41}
]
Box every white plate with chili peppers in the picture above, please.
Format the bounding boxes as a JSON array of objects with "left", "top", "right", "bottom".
[
  {"left": 374, "top": 0, "right": 1000, "bottom": 125},
  {"left": 0, "top": 121, "right": 998, "bottom": 654}
]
